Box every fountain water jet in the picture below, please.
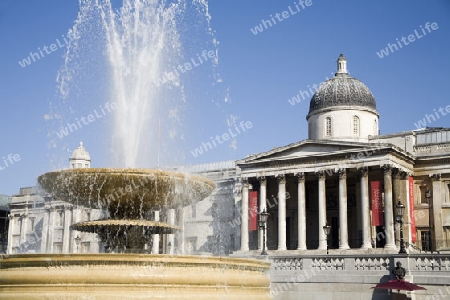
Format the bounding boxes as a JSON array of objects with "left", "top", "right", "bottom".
[{"left": 1, "top": 0, "right": 270, "bottom": 298}]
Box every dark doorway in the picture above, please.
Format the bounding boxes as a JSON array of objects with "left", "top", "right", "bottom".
[
  {"left": 375, "top": 226, "right": 386, "bottom": 248},
  {"left": 331, "top": 217, "right": 339, "bottom": 249},
  {"left": 286, "top": 217, "right": 291, "bottom": 250}
]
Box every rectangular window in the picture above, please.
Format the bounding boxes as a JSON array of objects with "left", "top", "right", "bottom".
[
  {"left": 82, "top": 242, "right": 90, "bottom": 253},
  {"left": 419, "top": 186, "right": 429, "bottom": 204},
  {"left": 446, "top": 184, "right": 450, "bottom": 203},
  {"left": 58, "top": 211, "right": 64, "bottom": 227},
  {"left": 325, "top": 117, "right": 332, "bottom": 136},
  {"left": 353, "top": 116, "right": 360, "bottom": 135},
  {"left": 54, "top": 243, "right": 63, "bottom": 253},
  {"left": 421, "top": 231, "right": 431, "bottom": 251},
  {"left": 29, "top": 218, "right": 35, "bottom": 232}
]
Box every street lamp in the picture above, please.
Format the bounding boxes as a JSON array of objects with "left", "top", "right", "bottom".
[
  {"left": 426, "top": 189, "right": 433, "bottom": 253},
  {"left": 74, "top": 236, "right": 81, "bottom": 253},
  {"left": 395, "top": 201, "right": 407, "bottom": 254},
  {"left": 258, "top": 209, "right": 270, "bottom": 255},
  {"left": 323, "top": 224, "right": 331, "bottom": 255}
]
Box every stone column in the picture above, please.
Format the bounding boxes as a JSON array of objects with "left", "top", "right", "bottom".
[
  {"left": 359, "top": 167, "right": 372, "bottom": 249},
  {"left": 338, "top": 169, "right": 350, "bottom": 250},
  {"left": 177, "top": 207, "right": 185, "bottom": 254},
  {"left": 167, "top": 209, "right": 175, "bottom": 255},
  {"left": 399, "top": 171, "right": 411, "bottom": 245},
  {"left": 405, "top": 173, "right": 414, "bottom": 248},
  {"left": 41, "top": 206, "right": 50, "bottom": 253},
  {"left": 430, "top": 174, "right": 444, "bottom": 250},
  {"left": 240, "top": 178, "right": 249, "bottom": 251},
  {"left": 48, "top": 207, "right": 56, "bottom": 253},
  {"left": 7, "top": 214, "right": 14, "bottom": 254},
  {"left": 63, "top": 206, "right": 73, "bottom": 253},
  {"left": 152, "top": 211, "right": 160, "bottom": 254},
  {"left": 296, "top": 172, "right": 307, "bottom": 250},
  {"left": 258, "top": 176, "right": 267, "bottom": 251},
  {"left": 392, "top": 169, "right": 401, "bottom": 248},
  {"left": 276, "top": 174, "right": 287, "bottom": 251},
  {"left": 382, "top": 165, "right": 396, "bottom": 250},
  {"left": 317, "top": 171, "right": 327, "bottom": 250},
  {"left": 19, "top": 213, "right": 28, "bottom": 248}
]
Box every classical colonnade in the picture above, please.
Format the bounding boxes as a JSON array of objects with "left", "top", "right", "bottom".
[{"left": 240, "top": 165, "right": 400, "bottom": 252}]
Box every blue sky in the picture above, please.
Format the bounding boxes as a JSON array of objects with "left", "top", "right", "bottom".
[{"left": 0, "top": 0, "right": 449, "bottom": 196}]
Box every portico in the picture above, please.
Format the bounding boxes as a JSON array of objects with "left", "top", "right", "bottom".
[{"left": 237, "top": 140, "right": 415, "bottom": 253}]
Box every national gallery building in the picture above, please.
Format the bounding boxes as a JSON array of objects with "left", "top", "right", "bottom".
[{"left": 235, "top": 55, "right": 450, "bottom": 254}]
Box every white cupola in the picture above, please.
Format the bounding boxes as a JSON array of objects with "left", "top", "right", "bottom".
[
  {"left": 69, "top": 142, "right": 91, "bottom": 168},
  {"left": 306, "top": 54, "right": 380, "bottom": 142}
]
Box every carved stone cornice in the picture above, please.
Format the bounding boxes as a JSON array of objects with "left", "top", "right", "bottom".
[
  {"left": 429, "top": 173, "right": 442, "bottom": 181},
  {"left": 276, "top": 174, "right": 286, "bottom": 184},
  {"left": 295, "top": 172, "right": 305, "bottom": 182}
]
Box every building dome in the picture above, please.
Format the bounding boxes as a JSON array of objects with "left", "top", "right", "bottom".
[
  {"left": 69, "top": 142, "right": 91, "bottom": 168},
  {"left": 307, "top": 55, "right": 379, "bottom": 142},
  {"left": 307, "top": 54, "right": 377, "bottom": 116}
]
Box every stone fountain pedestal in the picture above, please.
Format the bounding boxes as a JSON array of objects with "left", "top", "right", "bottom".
[{"left": 0, "top": 254, "right": 271, "bottom": 299}]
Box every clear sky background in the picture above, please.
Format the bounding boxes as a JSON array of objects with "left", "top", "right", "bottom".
[{"left": 0, "top": 0, "right": 449, "bottom": 196}]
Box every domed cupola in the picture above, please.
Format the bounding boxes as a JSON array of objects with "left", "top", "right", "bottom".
[
  {"left": 306, "top": 54, "right": 379, "bottom": 142},
  {"left": 69, "top": 142, "right": 91, "bottom": 168}
]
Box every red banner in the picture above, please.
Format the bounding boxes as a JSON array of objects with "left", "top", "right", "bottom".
[
  {"left": 371, "top": 180, "right": 384, "bottom": 226},
  {"left": 409, "top": 176, "right": 417, "bottom": 242},
  {"left": 249, "top": 191, "right": 258, "bottom": 231}
]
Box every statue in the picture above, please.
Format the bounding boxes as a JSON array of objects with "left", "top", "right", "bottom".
[{"left": 392, "top": 261, "right": 406, "bottom": 280}]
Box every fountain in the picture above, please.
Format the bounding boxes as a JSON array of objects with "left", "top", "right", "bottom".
[
  {"left": 0, "top": 168, "right": 270, "bottom": 298},
  {"left": 0, "top": 0, "right": 270, "bottom": 298}
]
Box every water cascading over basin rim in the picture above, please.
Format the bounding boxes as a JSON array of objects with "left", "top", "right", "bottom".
[
  {"left": 37, "top": 168, "right": 216, "bottom": 210},
  {"left": 71, "top": 219, "right": 181, "bottom": 234}
]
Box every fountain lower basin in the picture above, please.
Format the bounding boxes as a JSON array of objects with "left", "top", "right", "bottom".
[{"left": 0, "top": 254, "right": 271, "bottom": 299}]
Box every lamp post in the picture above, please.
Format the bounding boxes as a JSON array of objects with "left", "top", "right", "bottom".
[
  {"left": 74, "top": 236, "right": 81, "bottom": 253},
  {"left": 425, "top": 189, "right": 433, "bottom": 253},
  {"left": 323, "top": 224, "right": 331, "bottom": 255},
  {"left": 258, "top": 209, "right": 270, "bottom": 255},
  {"left": 396, "top": 201, "right": 407, "bottom": 254}
]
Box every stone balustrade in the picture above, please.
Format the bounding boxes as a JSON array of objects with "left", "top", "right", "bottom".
[{"left": 265, "top": 254, "right": 450, "bottom": 299}]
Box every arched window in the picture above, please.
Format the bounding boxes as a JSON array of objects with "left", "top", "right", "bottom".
[
  {"left": 353, "top": 116, "right": 360, "bottom": 135},
  {"left": 374, "top": 119, "right": 378, "bottom": 135},
  {"left": 325, "top": 117, "right": 332, "bottom": 136}
]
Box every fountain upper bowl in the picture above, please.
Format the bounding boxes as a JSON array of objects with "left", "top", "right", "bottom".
[{"left": 37, "top": 168, "right": 216, "bottom": 211}]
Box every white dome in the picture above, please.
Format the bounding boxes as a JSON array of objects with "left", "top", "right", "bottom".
[
  {"left": 307, "top": 55, "right": 379, "bottom": 142},
  {"left": 69, "top": 142, "right": 91, "bottom": 168}
]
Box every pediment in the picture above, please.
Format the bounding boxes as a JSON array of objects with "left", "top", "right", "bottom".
[{"left": 238, "top": 139, "right": 394, "bottom": 166}]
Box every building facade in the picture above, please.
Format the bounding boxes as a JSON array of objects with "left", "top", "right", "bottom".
[
  {"left": 235, "top": 55, "right": 450, "bottom": 254},
  {"left": 176, "top": 161, "right": 239, "bottom": 255},
  {"left": 0, "top": 194, "right": 11, "bottom": 254},
  {"left": 7, "top": 143, "right": 103, "bottom": 254}
]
